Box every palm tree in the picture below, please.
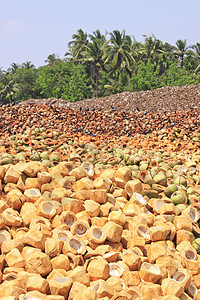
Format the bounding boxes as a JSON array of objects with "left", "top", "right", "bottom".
[
  {"left": 0, "top": 77, "right": 18, "bottom": 104},
  {"left": 45, "top": 54, "right": 60, "bottom": 66},
  {"left": 65, "top": 29, "right": 88, "bottom": 61},
  {"left": 156, "top": 52, "right": 170, "bottom": 75},
  {"left": 89, "top": 29, "right": 106, "bottom": 43},
  {"left": 103, "top": 30, "right": 135, "bottom": 80},
  {"left": 81, "top": 30, "right": 106, "bottom": 97},
  {"left": 104, "top": 77, "right": 124, "bottom": 94},
  {"left": 143, "top": 34, "right": 164, "bottom": 66},
  {"left": 163, "top": 42, "right": 176, "bottom": 54},
  {"left": 131, "top": 37, "right": 145, "bottom": 72},
  {"left": 22, "top": 61, "right": 35, "bottom": 69},
  {"left": 8, "top": 63, "right": 20, "bottom": 74},
  {"left": 192, "top": 43, "right": 200, "bottom": 73},
  {"left": 174, "top": 39, "right": 191, "bottom": 68}
]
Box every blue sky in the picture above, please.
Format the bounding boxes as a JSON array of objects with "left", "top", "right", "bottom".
[{"left": 1, "top": 0, "right": 200, "bottom": 70}]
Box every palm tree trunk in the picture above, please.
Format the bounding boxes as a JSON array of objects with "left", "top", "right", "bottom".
[
  {"left": 96, "top": 70, "right": 98, "bottom": 98},
  {"left": 181, "top": 54, "right": 184, "bottom": 68}
]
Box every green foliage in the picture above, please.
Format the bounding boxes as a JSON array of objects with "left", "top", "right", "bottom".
[
  {"left": 0, "top": 31, "right": 200, "bottom": 104},
  {"left": 81, "top": 31, "right": 106, "bottom": 97},
  {"left": 36, "top": 61, "right": 88, "bottom": 102},
  {"left": 0, "top": 64, "right": 40, "bottom": 103},
  {"left": 66, "top": 29, "right": 88, "bottom": 61},
  {"left": 129, "top": 62, "right": 160, "bottom": 91},
  {"left": 102, "top": 30, "right": 135, "bottom": 80},
  {"left": 160, "top": 63, "right": 197, "bottom": 86},
  {"left": 14, "top": 66, "right": 40, "bottom": 101},
  {"left": 128, "top": 62, "right": 200, "bottom": 92},
  {"left": 0, "top": 77, "right": 18, "bottom": 103},
  {"left": 174, "top": 39, "right": 191, "bottom": 68}
]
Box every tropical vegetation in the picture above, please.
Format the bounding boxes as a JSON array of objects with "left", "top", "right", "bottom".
[{"left": 1, "top": 29, "right": 200, "bottom": 104}]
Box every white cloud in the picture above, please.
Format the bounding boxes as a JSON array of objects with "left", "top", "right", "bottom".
[{"left": 0, "top": 19, "right": 24, "bottom": 37}]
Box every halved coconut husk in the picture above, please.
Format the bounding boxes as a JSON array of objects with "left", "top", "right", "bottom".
[
  {"left": 182, "top": 206, "right": 199, "bottom": 223},
  {"left": 66, "top": 252, "right": 84, "bottom": 269},
  {"left": 140, "top": 208, "right": 155, "bottom": 227},
  {"left": 153, "top": 172, "right": 167, "bottom": 187},
  {"left": 139, "top": 170, "right": 153, "bottom": 185},
  {"left": 192, "top": 222, "right": 200, "bottom": 236},
  {"left": 60, "top": 211, "right": 77, "bottom": 228},
  {"left": 142, "top": 188, "right": 159, "bottom": 199},
  {"left": 139, "top": 262, "right": 161, "bottom": 283},
  {"left": 109, "top": 263, "right": 124, "bottom": 277},
  {"left": 135, "top": 225, "right": 150, "bottom": 242},
  {"left": 172, "top": 269, "right": 191, "bottom": 290},
  {"left": 149, "top": 160, "right": 159, "bottom": 168},
  {"left": 70, "top": 220, "right": 89, "bottom": 238},
  {"left": 0, "top": 230, "right": 11, "bottom": 244},
  {"left": 125, "top": 287, "right": 141, "bottom": 299},
  {"left": 63, "top": 162, "right": 74, "bottom": 173},
  {"left": 3, "top": 272, "right": 18, "bottom": 281},
  {"left": 130, "top": 192, "right": 147, "bottom": 208},
  {"left": 183, "top": 248, "right": 197, "bottom": 261},
  {"left": 125, "top": 180, "right": 142, "bottom": 197},
  {"left": 189, "top": 195, "right": 200, "bottom": 205},
  {"left": 186, "top": 282, "right": 198, "bottom": 298},
  {"left": 69, "top": 153, "right": 82, "bottom": 163},
  {"left": 99, "top": 152, "right": 110, "bottom": 163},
  {"left": 24, "top": 188, "right": 41, "bottom": 202},
  {"left": 81, "top": 162, "right": 94, "bottom": 177},
  {"left": 151, "top": 199, "right": 165, "bottom": 214},
  {"left": 103, "top": 251, "right": 119, "bottom": 262},
  {"left": 63, "top": 236, "right": 86, "bottom": 255},
  {"left": 53, "top": 276, "right": 70, "bottom": 283},
  {"left": 87, "top": 226, "right": 107, "bottom": 244},
  {"left": 152, "top": 183, "right": 166, "bottom": 193},
  {"left": 130, "top": 247, "right": 143, "bottom": 257},
  {"left": 37, "top": 201, "right": 56, "bottom": 219},
  {"left": 29, "top": 216, "right": 51, "bottom": 229},
  {"left": 84, "top": 246, "right": 104, "bottom": 259},
  {"left": 13, "top": 227, "right": 29, "bottom": 239},
  {"left": 177, "top": 165, "right": 187, "bottom": 175},
  {"left": 2, "top": 208, "right": 22, "bottom": 227},
  {"left": 85, "top": 153, "right": 95, "bottom": 163},
  {"left": 53, "top": 229, "right": 72, "bottom": 242},
  {"left": 37, "top": 171, "right": 51, "bottom": 184}
]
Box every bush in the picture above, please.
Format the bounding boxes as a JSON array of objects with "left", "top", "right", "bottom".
[{"left": 36, "top": 61, "right": 88, "bottom": 102}]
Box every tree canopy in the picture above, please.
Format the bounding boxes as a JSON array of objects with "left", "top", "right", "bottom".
[{"left": 1, "top": 29, "right": 200, "bottom": 104}]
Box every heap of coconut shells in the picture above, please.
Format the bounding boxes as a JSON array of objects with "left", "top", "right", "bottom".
[
  {"left": 0, "top": 93, "right": 199, "bottom": 299},
  {"left": 0, "top": 138, "right": 199, "bottom": 299},
  {"left": 25, "top": 84, "right": 200, "bottom": 113}
]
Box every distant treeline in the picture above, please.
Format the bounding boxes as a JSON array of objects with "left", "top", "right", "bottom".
[{"left": 1, "top": 30, "right": 200, "bottom": 103}]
